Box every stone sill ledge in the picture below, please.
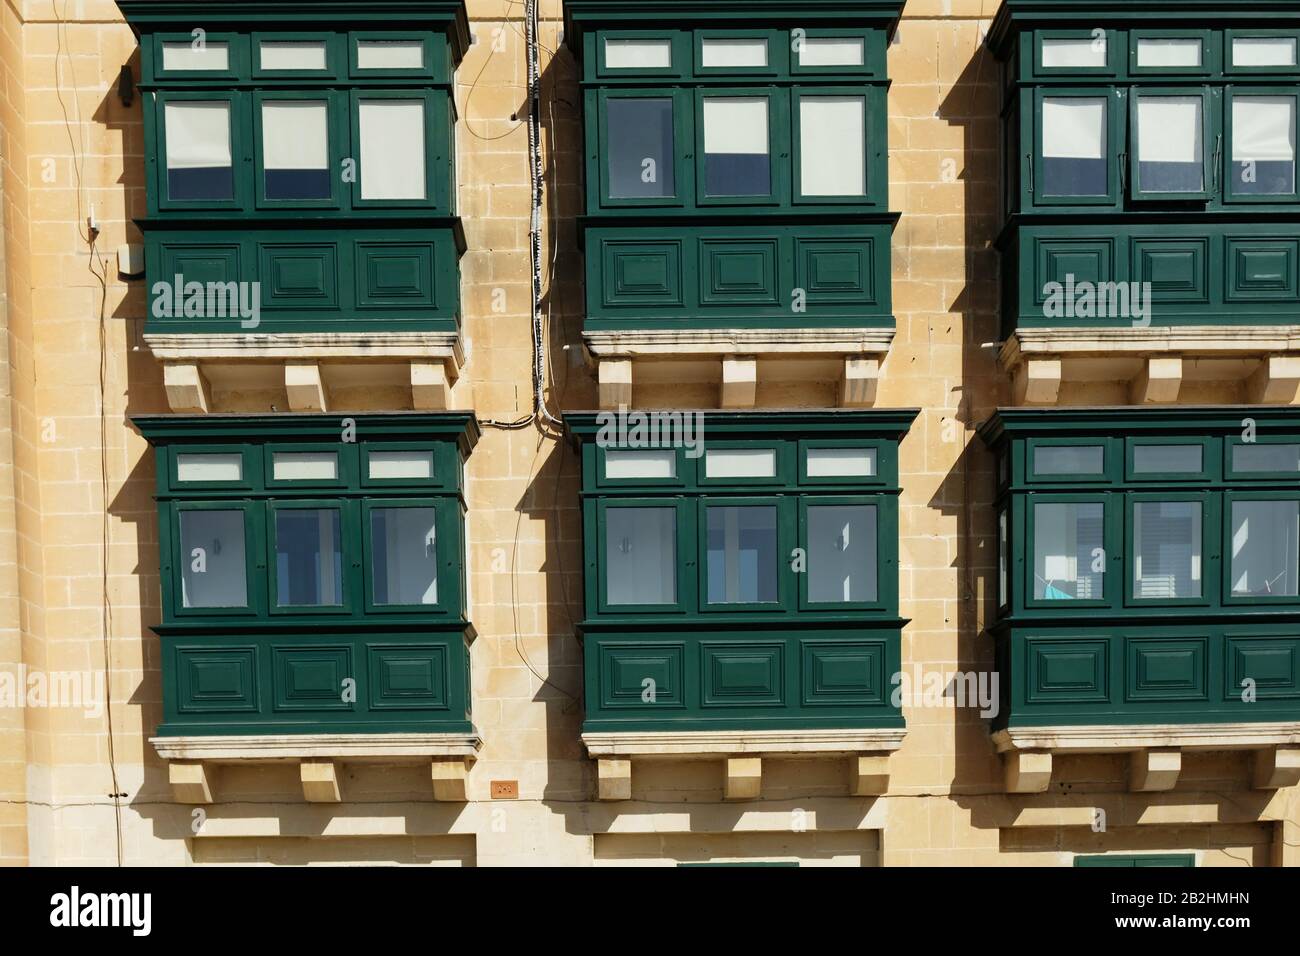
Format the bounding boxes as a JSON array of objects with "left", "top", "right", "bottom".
[
  {"left": 582, "top": 728, "right": 906, "bottom": 757},
  {"left": 145, "top": 331, "right": 464, "bottom": 363}
]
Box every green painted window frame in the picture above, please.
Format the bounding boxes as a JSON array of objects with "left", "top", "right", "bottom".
[
  {"left": 166, "top": 500, "right": 264, "bottom": 619},
  {"left": 169, "top": 444, "right": 254, "bottom": 491},
  {"left": 797, "top": 495, "right": 888, "bottom": 612},
  {"left": 1221, "top": 489, "right": 1300, "bottom": 607},
  {"left": 360, "top": 497, "right": 458, "bottom": 615},
  {"left": 791, "top": 85, "right": 879, "bottom": 206},
  {"left": 1024, "top": 492, "right": 1117, "bottom": 610},
  {"left": 1033, "top": 86, "right": 1124, "bottom": 207},
  {"left": 1129, "top": 29, "right": 1214, "bottom": 77},
  {"left": 1125, "top": 436, "right": 1214, "bottom": 483},
  {"left": 1226, "top": 29, "right": 1300, "bottom": 76},
  {"left": 694, "top": 85, "right": 788, "bottom": 206},
  {"left": 797, "top": 439, "right": 888, "bottom": 487},
  {"left": 359, "top": 442, "right": 444, "bottom": 490},
  {"left": 154, "top": 89, "right": 249, "bottom": 212},
  {"left": 267, "top": 498, "right": 358, "bottom": 617},
  {"left": 595, "top": 86, "right": 692, "bottom": 208},
  {"left": 595, "top": 497, "right": 696, "bottom": 615},
  {"left": 346, "top": 30, "right": 443, "bottom": 81},
  {"left": 263, "top": 442, "right": 355, "bottom": 490},
  {"left": 1223, "top": 85, "right": 1300, "bottom": 205},
  {"left": 790, "top": 28, "right": 879, "bottom": 78},
  {"left": 251, "top": 31, "right": 341, "bottom": 79},
  {"left": 1075, "top": 853, "right": 1195, "bottom": 867},
  {"left": 693, "top": 29, "right": 784, "bottom": 78},
  {"left": 1225, "top": 435, "right": 1300, "bottom": 479},
  {"left": 698, "top": 496, "right": 793, "bottom": 613},
  {"left": 699, "top": 440, "right": 790, "bottom": 488},
  {"left": 1129, "top": 85, "right": 1213, "bottom": 201},
  {"left": 1026, "top": 437, "right": 1112, "bottom": 483},
  {"left": 151, "top": 32, "right": 247, "bottom": 82},
  {"left": 1123, "top": 490, "right": 1216, "bottom": 609},
  {"left": 596, "top": 30, "right": 685, "bottom": 79},
  {"left": 251, "top": 89, "right": 346, "bottom": 210},
  {"left": 595, "top": 445, "right": 687, "bottom": 489},
  {"left": 1033, "top": 29, "right": 1117, "bottom": 78},
  {"left": 347, "top": 88, "right": 449, "bottom": 210}
]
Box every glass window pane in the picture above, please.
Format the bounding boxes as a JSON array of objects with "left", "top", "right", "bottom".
[
  {"left": 176, "top": 453, "right": 242, "bottom": 482},
  {"left": 1232, "top": 95, "right": 1297, "bottom": 195},
  {"left": 604, "top": 38, "right": 671, "bottom": 69},
  {"left": 605, "top": 449, "right": 676, "bottom": 479},
  {"left": 606, "top": 98, "right": 675, "bottom": 199},
  {"left": 1233, "top": 443, "right": 1300, "bottom": 472},
  {"left": 165, "top": 101, "right": 233, "bottom": 201},
  {"left": 1042, "top": 97, "right": 1108, "bottom": 196},
  {"left": 180, "top": 510, "right": 248, "bottom": 608},
  {"left": 1136, "top": 38, "right": 1202, "bottom": 68},
  {"left": 703, "top": 97, "right": 770, "bottom": 197},
  {"left": 368, "top": 451, "right": 433, "bottom": 480},
  {"left": 807, "top": 447, "right": 876, "bottom": 478},
  {"left": 1133, "top": 444, "right": 1203, "bottom": 474},
  {"left": 162, "top": 41, "right": 229, "bottom": 71},
  {"left": 1033, "top": 502, "right": 1104, "bottom": 600},
  {"left": 800, "top": 37, "right": 864, "bottom": 67},
  {"left": 704, "top": 448, "right": 776, "bottom": 478},
  {"left": 260, "top": 41, "right": 327, "bottom": 71},
  {"left": 1138, "top": 96, "right": 1204, "bottom": 192},
  {"left": 702, "top": 38, "right": 767, "bottom": 68},
  {"left": 800, "top": 96, "right": 865, "bottom": 196},
  {"left": 1041, "top": 36, "right": 1107, "bottom": 69},
  {"left": 275, "top": 509, "right": 343, "bottom": 606},
  {"left": 606, "top": 508, "right": 676, "bottom": 605},
  {"left": 1233, "top": 36, "right": 1298, "bottom": 68},
  {"left": 272, "top": 452, "right": 338, "bottom": 481},
  {"left": 808, "top": 504, "right": 877, "bottom": 603},
  {"left": 998, "top": 509, "right": 1008, "bottom": 606},
  {"left": 370, "top": 507, "right": 437, "bottom": 605},
  {"left": 1134, "top": 501, "right": 1202, "bottom": 599},
  {"left": 262, "top": 101, "right": 330, "bottom": 200},
  {"left": 1231, "top": 500, "right": 1300, "bottom": 596},
  {"left": 357, "top": 40, "right": 425, "bottom": 69},
  {"left": 359, "top": 99, "right": 426, "bottom": 200},
  {"left": 707, "top": 506, "right": 778, "bottom": 604},
  {"left": 1034, "top": 445, "right": 1104, "bottom": 474}
]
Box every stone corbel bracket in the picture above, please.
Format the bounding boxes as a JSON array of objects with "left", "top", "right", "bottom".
[
  {"left": 152, "top": 733, "right": 482, "bottom": 804},
  {"left": 583, "top": 729, "right": 907, "bottom": 802}
]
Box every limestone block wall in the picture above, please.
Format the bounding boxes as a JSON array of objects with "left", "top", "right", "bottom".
[{"left": 0, "top": 0, "right": 1291, "bottom": 866}]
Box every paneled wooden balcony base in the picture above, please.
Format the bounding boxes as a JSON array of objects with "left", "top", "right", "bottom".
[
  {"left": 1001, "top": 327, "right": 1300, "bottom": 406},
  {"left": 993, "top": 724, "right": 1300, "bottom": 794},
  {"left": 584, "top": 328, "right": 894, "bottom": 409},
  {"left": 147, "top": 332, "right": 464, "bottom": 413},
  {"left": 153, "top": 733, "right": 481, "bottom": 804},
  {"left": 584, "top": 729, "right": 905, "bottom": 802}
]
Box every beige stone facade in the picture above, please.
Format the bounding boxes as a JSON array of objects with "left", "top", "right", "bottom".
[{"left": 0, "top": 0, "right": 1294, "bottom": 867}]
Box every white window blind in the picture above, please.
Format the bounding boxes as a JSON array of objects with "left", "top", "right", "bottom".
[
  {"left": 605, "top": 449, "right": 676, "bottom": 480},
  {"left": 176, "top": 453, "right": 243, "bottom": 482},
  {"left": 262, "top": 102, "right": 328, "bottom": 171},
  {"left": 704, "top": 447, "right": 776, "bottom": 479},
  {"left": 800, "top": 37, "right": 864, "bottom": 67},
  {"left": 1233, "top": 96, "right": 1297, "bottom": 162},
  {"left": 162, "top": 41, "right": 230, "bottom": 71},
  {"left": 272, "top": 452, "right": 338, "bottom": 481},
  {"left": 1136, "top": 38, "right": 1202, "bottom": 68},
  {"left": 368, "top": 451, "right": 434, "bottom": 480},
  {"left": 701, "top": 38, "right": 768, "bottom": 68},
  {"left": 800, "top": 96, "right": 866, "bottom": 196},
  {"left": 604, "top": 38, "right": 672, "bottom": 69},
  {"left": 807, "top": 447, "right": 876, "bottom": 477},
  {"left": 703, "top": 97, "right": 768, "bottom": 155},
  {"left": 164, "top": 101, "right": 232, "bottom": 170},
  {"left": 359, "top": 100, "right": 427, "bottom": 200},
  {"left": 1041, "top": 37, "right": 1106, "bottom": 68},
  {"left": 260, "top": 41, "right": 327, "bottom": 70},
  {"left": 1042, "top": 98, "right": 1106, "bottom": 160},
  {"left": 1233, "top": 36, "right": 1298, "bottom": 68},
  {"left": 357, "top": 40, "right": 425, "bottom": 69},
  {"left": 1138, "top": 96, "right": 1202, "bottom": 164}
]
